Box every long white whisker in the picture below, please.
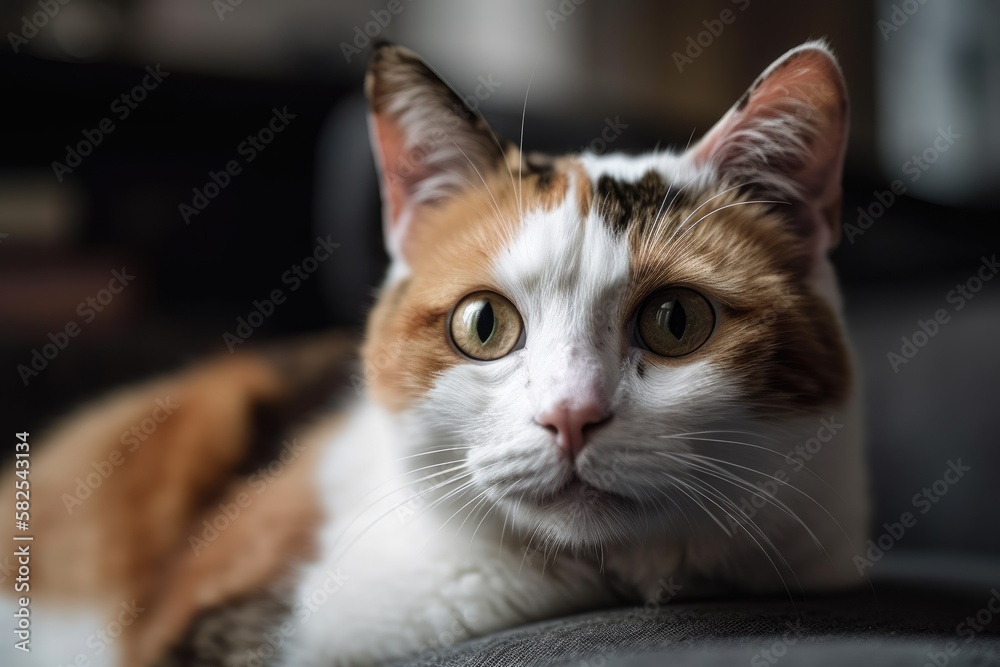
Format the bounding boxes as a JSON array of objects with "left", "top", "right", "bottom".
[
  {"left": 671, "top": 471, "right": 798, "bottom": 603},
  {"left": 662, "top": 451, "right": 823, "bottom": 549},
  {"left": 517, "top": 59, "right": 539, "bottom": 218},
  {"left": 664, "top": 182, "right": 747, "bottom": 245},
  {"left": 661, "top": 435, "right": 839, "bottom": 494},
  {"left": 393, "top": 446, "right": 473, "bottom": 463},
  {"left": 681, "top": 474, "right": 801, "bottom": 601},
  {"left": 673, "top": 199, "right": 790, "bottom": 244}
]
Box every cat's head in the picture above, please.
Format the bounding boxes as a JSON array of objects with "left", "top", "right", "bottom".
[{"left": 361, "top": 42, "right": 853, "bottom": 548}]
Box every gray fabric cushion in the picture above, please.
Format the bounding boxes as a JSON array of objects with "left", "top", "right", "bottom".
[{"left": 390, "top": 557, "right": 1000, "bottom": 667}]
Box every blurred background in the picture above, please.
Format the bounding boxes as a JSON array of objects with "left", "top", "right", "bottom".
[{"left": 1, "top": 0, "right": 998, "bottom": 564}]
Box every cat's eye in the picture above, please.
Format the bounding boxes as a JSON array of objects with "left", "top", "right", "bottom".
[
  {"left": 450, "top": 291, "right": 524, "bottom": 361},
  {"left": 636, "top": 287, "right": 715, "bottom": 357}
]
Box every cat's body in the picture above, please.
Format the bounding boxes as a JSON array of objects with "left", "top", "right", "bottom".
[{"left": 3, "top": 41, "right": 868, "bottom": 667}]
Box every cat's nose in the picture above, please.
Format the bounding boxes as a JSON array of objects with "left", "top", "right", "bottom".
[{"left": 537, "top": 399, "right": 611, "bottom": 459}]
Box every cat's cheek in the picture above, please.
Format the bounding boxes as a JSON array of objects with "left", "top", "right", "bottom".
[
  {"left": 717, "top": 298, "right": 852, "bottom": 413},
  {"left": 361, "top": 302, "right": 462, "bottom": 412}
]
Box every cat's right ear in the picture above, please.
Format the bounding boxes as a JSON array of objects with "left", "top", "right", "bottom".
[
  {"left": 365, "top": 44, "right": 510, "bottom": 267},
  {"left": 687, "top": 41, "right": 849, "bottom": 262}
]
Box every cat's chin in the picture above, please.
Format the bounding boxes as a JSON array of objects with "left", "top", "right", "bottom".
[{"left": 503, "top": 478, "right": 655, "bottom": 547}]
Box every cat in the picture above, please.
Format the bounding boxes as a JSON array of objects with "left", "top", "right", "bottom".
[{"left": 2, "top": 39, "right": 868, "bottom": 667}]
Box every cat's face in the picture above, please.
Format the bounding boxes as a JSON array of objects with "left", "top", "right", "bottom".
[{"left": 362, "top": 43, "right": 852, "bottom": 547}]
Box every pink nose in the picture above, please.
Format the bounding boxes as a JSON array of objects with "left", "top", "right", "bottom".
[{"left": 537, "top": 400, "right": 611, "bottom": 459}]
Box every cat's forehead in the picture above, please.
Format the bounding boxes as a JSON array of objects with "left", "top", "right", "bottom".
[
  {"left": 487, "top": 153, "right": 752, "bottom": 308},
  {"left": 369, "top": 151, "right": 847, "bottom": 410},
  {"left": 489, "top": 162, "right": 633, "bottom": 306},
  {"left": 405, "top": 149, "right": 797, "bottom": 313}
]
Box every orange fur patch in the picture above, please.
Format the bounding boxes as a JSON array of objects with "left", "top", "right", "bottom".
[
  {"left": 626, "top": 184, "right": 851, "bottom": 412},
  {"left": 4, "top": 334, "right": 355, "bottom": 666},
  {"left": 364, "top": 162, "right": 570, "bottom": 410}
]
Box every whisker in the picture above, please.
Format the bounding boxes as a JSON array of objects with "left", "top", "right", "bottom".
[
  {"left": 662, "top": 436, "right": 840, "bottom": 495},
  {"left": 661, "top": 471, "right": 733, "bottom": 538},
  {"left": 392, "top": 446, "right": 473, "bottom": 463},
  {"left": 443, "top": 139, "right": 506, "bottom": 221},
  {"left": 331, "top": 469, "right": 482, "bottom": 561},
  {"left": 471, "top": 482, "right": 515, "bottom": 553},
  {"left": 669, "top": 470, "right": 799, "bottom": 603},
  {"left": 673, "top": 199, "right": 790, "bottom": 244},
  {"left": 678, "top": 451, "right": 871, "bottom": 586},
  {"left": 664, "top": 182, "right": 747, "bottom": 245},
  {"left": 517, "top": 60, "right": 539, "bottom": 218},
  {"left": 681, "top": 473, "right": 801, "bottom": 601},
  {"left": 360, "top": 461, "right": 471, "bottom": 503},
  {"left": 662, "top": 451, "right": 823, "bottom": 549},
  {"left": 663, "top": 429, "right": 781, "bottom": 442}
]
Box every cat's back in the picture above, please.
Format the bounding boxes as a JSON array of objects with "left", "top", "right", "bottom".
[{"left": 0, "top": 332, "right": 358, "bottom": 666}]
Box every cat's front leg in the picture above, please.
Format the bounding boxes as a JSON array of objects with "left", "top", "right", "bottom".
[{"left": 279, "top": 511, "right": 615, "bottom": 667}]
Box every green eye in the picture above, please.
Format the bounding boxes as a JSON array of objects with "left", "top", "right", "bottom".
[
  {"left": 450, "top": 291, "right": 523, "bottom": 361},
  {"left": 637, "top": 287, "right": 715, "bottom": 357}
]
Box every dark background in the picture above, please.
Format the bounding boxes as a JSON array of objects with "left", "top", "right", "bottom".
[{"left": 1, "top": 0, "right": 998, "bottom": 563}]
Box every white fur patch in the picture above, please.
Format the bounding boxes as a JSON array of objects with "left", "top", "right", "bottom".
[
  {"left": 578, "top": 150, "right": 711, "bottom": 192},
  {"left": 279, "top": 400, "right": 613, "bottom": 667},
  {"left": 0, "top": 598, "right": 123, "bottom": 667}
]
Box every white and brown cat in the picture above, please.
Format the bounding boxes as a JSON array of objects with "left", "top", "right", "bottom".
[{"left": 3, "top": 40, "right": 868, "bottom": 666}]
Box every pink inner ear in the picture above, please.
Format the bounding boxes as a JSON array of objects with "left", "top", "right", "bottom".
[
  {"left": 749, "top": 51, "right": 847, "bottom": 198},
  {"left": 371, "top": 111, "right": 439, "bottom": 260},
  {"left": 370, "top": 112, "right": 411, "bottom": 248},
  {"left": 690, "top": 47, "right": 849, "bottom": 255}
]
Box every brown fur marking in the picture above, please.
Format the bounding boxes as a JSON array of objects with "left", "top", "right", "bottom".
[
  {"left": 626, "top": 185, "right": 851, "bottom": 412},
  {"left": 3, "top": 333, "right": 356, "bottom": 666}
]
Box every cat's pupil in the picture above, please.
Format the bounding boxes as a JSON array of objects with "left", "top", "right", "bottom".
[
  {"left": 656, "top": 300, "right": 686, "bottom": 340},
  {"left": 476, "top": 302, "right": 495, "bottom": 343}
]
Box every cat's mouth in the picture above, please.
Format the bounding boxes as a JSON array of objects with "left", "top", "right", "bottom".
[
  {"left": 500, "top": 474, "right": 650, "bottom": 546},
  {"left": 530, "top": 474, "right": 637, "bottom": 511}
]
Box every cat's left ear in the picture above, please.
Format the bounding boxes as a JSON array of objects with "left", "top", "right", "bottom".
[
  {"left": 365, "top": 44, "right": 511, "bottom": 267},
  {"left": 688, "top": 41, "right": 849, "bottom": 258}
]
